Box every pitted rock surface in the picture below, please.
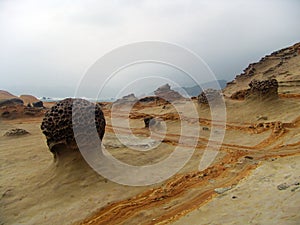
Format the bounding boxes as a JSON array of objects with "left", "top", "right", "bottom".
[
  {"left": 231, "top": 79, "right": 279, "bottom": 100},
  {"left": 41, "top": 98, "right": 106, "bottom": 153},
  {"left": 4, "top": 128, "right": 30, "bottom": 136},
  {"left": 248, "top": 79, "right": 278, "bottom": 98}
]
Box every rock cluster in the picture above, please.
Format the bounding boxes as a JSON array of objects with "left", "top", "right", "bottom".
[
  {"left": 198, "top": 89, "right": 222, "bottom": 104},
  {"left": 154, "top": 84, "right": 185, "bottom": 102},
  {"left": 249, "top": 121, "right": 284, "bottom": 134},
  {"left": 248, "top": 79, "right": 278, "bottom": 98},
  {"left": 41, "top": 98, "right": 106, "bottom": 154},
  {"left": 231, "top": 79, "right": 279, "bottom": 100}
]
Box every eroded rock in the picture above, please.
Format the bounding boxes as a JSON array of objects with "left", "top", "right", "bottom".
[
  {"left": 41, "top": 98, "right": 106, "bottom": 154},
  {"left": 198, "top": 89, "right": 222, "bottom": 105},
  {"left": 4, "top": 128, "right": 30, "bottom": 136}
]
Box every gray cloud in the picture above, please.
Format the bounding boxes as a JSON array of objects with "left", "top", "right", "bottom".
[{"left": 0, "top": 0, "right": 299, "bottom": 98}]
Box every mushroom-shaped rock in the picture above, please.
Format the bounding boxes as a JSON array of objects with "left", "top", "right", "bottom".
[
  {"left": 154, "top": 83, "right": 185, "bottom": 102},
  {"left": 41, "top": 98, "right": 106, "bottom": 154}
]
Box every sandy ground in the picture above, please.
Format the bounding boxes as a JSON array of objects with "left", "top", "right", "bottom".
[{"left": 1, "top": 96, "right": 300, "bottom": 225}]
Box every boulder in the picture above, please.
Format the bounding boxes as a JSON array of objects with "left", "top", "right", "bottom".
[{"left": 41, "top": 98, "right": 106, "bottom": 154}]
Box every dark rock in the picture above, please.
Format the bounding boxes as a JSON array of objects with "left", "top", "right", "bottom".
[
  {"left": 1, "top": 111, "right": 10, "bottom": 117},
  {"left": 41, "top": 98, "right": 106, "bottom": 154},
  {"left": 32, "top": 101, "right": 44, "bottom": 108},
  {"left": 0, "top": 98, "right": 24, "bottom": 107},
  {"left": 144, "top": 116, "right": 154, "bottom": 128},
  {"left": 248, "top": 79, "right": 278, "bottom": 98},
  {"left": 244, "top": 156, "right": 254, "bottom": 160}
]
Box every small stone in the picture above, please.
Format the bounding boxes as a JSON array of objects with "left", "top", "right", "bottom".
[
  {"left": 277, "top": 183, "right": 290, "bottom": 190},
  {"left": 244, "top": 156, "right": 254, "bottom": 160},
  {"left": 214, "top": 186, "right": 232, "bottom": 194}
]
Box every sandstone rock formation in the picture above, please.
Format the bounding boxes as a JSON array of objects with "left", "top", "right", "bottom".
[
  {"left": 113, "top": 93, "right": 138, "bottom": 105},
  {"left": 224, "top": 42, "right": 300, "bottom": 97},
  {"left": 230, "top": 79, "right": 279, "bottom": 100},
  {"left": 248, "top": 79, "right": 278, "bottom": 98},
  {"left": 19, "top": 95, "right": 39, "bottom": 105},
  {"left": 41, "top": 98, "right": 106, "bottom": 154},
  {"left": 198, "top": 89, "right": 222, "bottom": 105},
  {"left": 154, "top": 84, "right": 185, "bottom": 102}
]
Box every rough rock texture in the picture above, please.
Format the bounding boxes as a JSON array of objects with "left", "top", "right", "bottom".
[
  {"left": 224, "top": 42, "right": 300, "bottom": 97},
  {"left": 4, "top": 128, "right": 30, "bottom": 136},
  {"left": 230, "top": 89, "right": 249, "bottom": 100},
  {"left": 41, "top": 98, "right": 106, "bottom": 154},
  {"left": 154, "top": 84, "right": 185, "bottom": 102},
  {"left": 231, "top": 79, "right": 279, "bottom": 100},
  {"left": 198, "top": 89, "right": 222, "bottom": 104},
  {"left": 248, "top": 79, "right": 278, "bottom": 98}
]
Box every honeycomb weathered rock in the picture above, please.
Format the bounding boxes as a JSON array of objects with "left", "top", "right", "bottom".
[
  {"left": 248, "top": 79, "right": 278, "bottom": 98},
  {"left": 41, "top": 98, "right": 106, "bottom": 154}
]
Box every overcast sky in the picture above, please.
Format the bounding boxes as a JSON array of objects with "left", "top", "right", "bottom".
[{"left": 0, "top": 0, "right": 299, "bottom": 98}]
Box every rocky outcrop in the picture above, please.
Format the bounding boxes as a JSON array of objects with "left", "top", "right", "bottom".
[
  {"left": 114, "top": 93, "right": 138, "bottom": 105},
  {"left": 41, "top": 98, "right": 106, "bottom": 154},
  {"left": 224, "top": 42, "right": 300, "bottom": 97},
  {"left": 231, "top": 79, "right": 278, "bottom": 100},
  {"left": 0, "top": 98, "right": 24, "bottom": 107},
  {"left": 198, "top": 89, "right": 222, "bottom": 104},
  {"left": 248, "top": 79, "right": 278, "bottom": 98},
  {"left": 154, "top": 84, "right": 185, "bottom": 102}
]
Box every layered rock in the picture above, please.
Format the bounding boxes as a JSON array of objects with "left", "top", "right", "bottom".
[{"left": 224, "top": 42, "right": 300, "bottom": 97}]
